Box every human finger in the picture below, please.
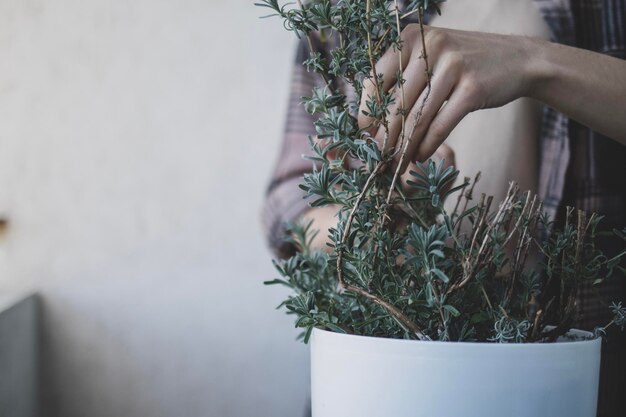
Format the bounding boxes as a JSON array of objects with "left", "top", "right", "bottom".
[
  {"left": 413, "top": 85, "right": 473, "bottom": 162},
  {"left": 395, "top": 61, "right": 458, "bottom": 173}
]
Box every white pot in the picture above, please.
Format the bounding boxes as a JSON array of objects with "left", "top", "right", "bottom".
[{"left": 311, "top": 328, "right": 601, "bottom": 417}]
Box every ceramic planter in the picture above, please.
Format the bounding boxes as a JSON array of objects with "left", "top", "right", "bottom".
[{"left": 311, "top": 328, "right": 601, "bottom": 417}]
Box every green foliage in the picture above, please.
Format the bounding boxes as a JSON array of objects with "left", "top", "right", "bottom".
[
  {"left": 258, "top": 0, "right": 625, "bottom": 343},
  {"left": 609, "top": 302, "right": 626, "bottom": 331},
  {"left": 407, "top": 159, "right": 461, "bottom": 207}
]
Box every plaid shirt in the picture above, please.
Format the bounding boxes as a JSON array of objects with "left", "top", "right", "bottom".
[{"left": 262, "top": 3, "right": 625, "bottom": 412}]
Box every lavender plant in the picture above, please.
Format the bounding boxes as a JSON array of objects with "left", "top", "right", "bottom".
[{"left": 258, "top": 0, "right": 626, "bottom": 343}]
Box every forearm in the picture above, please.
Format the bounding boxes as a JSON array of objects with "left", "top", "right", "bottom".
[{"left": 527, "top": 38, "right": 626, "bottom": 145}]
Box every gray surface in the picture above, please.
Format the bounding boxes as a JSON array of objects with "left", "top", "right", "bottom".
[{"left": 0, "top": 293, "right": 38, "bottom": 417}]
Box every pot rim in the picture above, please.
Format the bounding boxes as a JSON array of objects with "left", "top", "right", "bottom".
[{"left": 312, "top": 327, "right": 600, "bottom": 349}]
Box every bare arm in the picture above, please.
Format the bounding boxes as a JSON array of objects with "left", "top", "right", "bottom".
[{"left": 528, "top": 39, "right": 626, "bottom": 144}]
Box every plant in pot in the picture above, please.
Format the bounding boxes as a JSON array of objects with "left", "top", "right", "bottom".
[{"left": 257, "top": 1, "right": 626, "bottom": 416}]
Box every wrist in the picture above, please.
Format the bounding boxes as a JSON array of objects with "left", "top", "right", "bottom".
[{"left": 522, "top": 37, "right": 558, "bottom": 102}]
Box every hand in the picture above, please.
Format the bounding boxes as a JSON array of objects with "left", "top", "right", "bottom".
[{"left": 358, "top": 25, "right": 538, "bottom": 171}]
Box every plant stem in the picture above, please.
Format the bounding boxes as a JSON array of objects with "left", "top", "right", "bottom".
[
  {"left": 386, "top": 8, "right": 431, "bottom": 204},
  {"left": 365, "top": 0, "right": 390, "bottom": 149},
  {"left": 383, "top": 1, "right": 410, "bottom": 206},
  {"left": 332, "top": 1, "right": 427, "bottom": 341}
]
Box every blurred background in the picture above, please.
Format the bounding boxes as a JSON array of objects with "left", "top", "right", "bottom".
[{"left": 0, "top": 0, "right": 310, "bottom": 416}]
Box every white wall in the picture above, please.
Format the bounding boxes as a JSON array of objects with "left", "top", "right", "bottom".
[{"left": 0, "top": 0, "right": 309, "bottom": 416}]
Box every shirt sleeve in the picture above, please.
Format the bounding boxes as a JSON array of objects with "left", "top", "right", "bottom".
[{"left": 261, "top": 36, "right": 329, "bottom": 259}]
